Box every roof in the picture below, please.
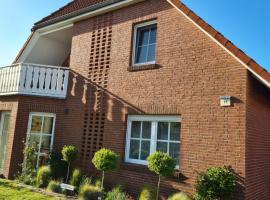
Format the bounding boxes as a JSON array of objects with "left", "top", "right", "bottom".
[
  {"left": 33, "top": 0, "right": 118, "bottom": 30},
  {"left": 20, "top": 0, "right": 270, "bottom": 87},
  {"left": 168, "top": 0, "right": 270, "bottom": 86}
]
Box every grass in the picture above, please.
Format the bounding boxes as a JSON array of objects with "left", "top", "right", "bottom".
[{"left": 0, "top": 178, "right": 62, "bottom": 200}]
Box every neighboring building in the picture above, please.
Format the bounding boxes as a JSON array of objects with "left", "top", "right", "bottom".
[{"left": 0, "top": 0, "right": 270, "bottom": 199}]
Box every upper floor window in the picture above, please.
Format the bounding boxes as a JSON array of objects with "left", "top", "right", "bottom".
[{"left": 132, "top": 21, "right": 157, "bottom": 66}]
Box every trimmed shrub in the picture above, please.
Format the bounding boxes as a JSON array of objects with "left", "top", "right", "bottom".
[
  {"left": 36, "top": 166, "right": 52, "bottom": 188},
  {"left": 48, "top": 150, "right": 67, "bottom": 179},
  {"left": 79, "top": 184, "right": 102, "bottom": 200},
  {"left": 138, "top": 185, "right": 156, "bottom": 200},
  {"left": 147, "top": 152, "right": 175, "bottom": 200},
  {"left": 105, "top": 185, "right": 128, "bottom": 200},
  {"left": 94, "top": 178, "right": 102, "bottom": 188},
  {"left": 92, "top": 148, "right": 118, "bottom": 189},
  {"left": 168, "top": 192, "right": 192, "bottom": 200},
  {"left": 47, "top": 180, "right": 62, "bottom": 193},
  {"left": 61, "top": 145, "right": 78, "bottom": 182},
  {"left": 70, "top": 169, "right": 83, "bottom": 187},
  {"left": 195, "top": 166, "right": 236, "bottom": 200}
]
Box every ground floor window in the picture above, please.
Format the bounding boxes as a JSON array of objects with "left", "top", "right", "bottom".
[
  {"left": 125, "top": 115, "right": 181, "bottom": 167},
  {"left": 26, "top": 113, "right": 56, "bottom": 168},
  {"left": 0, "top": 112, "right": 11, "bottom": 172}
]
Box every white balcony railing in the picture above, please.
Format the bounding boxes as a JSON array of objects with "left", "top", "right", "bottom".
[{"left": 0, "top": 63, "right": 69, "bottom": 99}]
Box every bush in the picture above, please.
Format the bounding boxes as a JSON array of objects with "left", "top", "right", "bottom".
[
  {"left": 195, "top": 166, "right": 236, "bottom": 200},
  {"left": 48, "top": 151, "right": 67, "bottom": 179},
  {"left": 36, "top": 166, "right": 52, "bottom": 188},
  {"left": 94, "top": 178, "right": 102, "bottom": 188},
  {"left": 81, "top": 176, "right": 93, "bottom": 185},
  {"left": 105, "top": 185, "right": 128, "bottom": 200},
  {"left": 70, "top": 169, "right": 83, "bottom": 187},
  {"left": 147, "top": 152, "right": 176, "bottom": 200},
  {"left": 92, "top": 148, "right": 118, "bottom": 189},
  {"left": 17, "top": 145, "right": 37, "bottom": 185},
  {"left": 47, "top": 180, "right": 62, "bottom": 193},
  {"left": 61, "top": 145, "right": 78, "bottom": 182},
  {"left": 79, "top": 184, "right": 102, "bottom": 200},
  {"left": 168, "top": 192, "right": 192, "bottom": 200},
  {"left": 138, "top": 185, "right": 156, "bottom": 200}
]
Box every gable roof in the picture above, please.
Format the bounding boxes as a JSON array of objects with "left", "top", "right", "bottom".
[
  {"left": 23, "top": 0, "right": 270, "bottom": 88},
  {"left": 167, "top": 0, "right": 270, "bottom": 88},
  {"left": 33, "top": 0, "right": 120, "bottom": 30}
]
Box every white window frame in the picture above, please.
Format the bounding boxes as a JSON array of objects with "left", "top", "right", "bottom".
[
  {"left": 132, "top": 20, "right": 157, "bottom": 66},
  {"left": 125, "top": 115, "right": 181, "bottom": 167},
  {"left": 0, "top": 111, "right": 11, "bottom": 172},
  {"left": 26, "top": 112, "right": 56, "bottom": 168}
]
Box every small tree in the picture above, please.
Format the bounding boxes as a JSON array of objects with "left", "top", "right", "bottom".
[
  {"left": 147, "top": 152, "right": 175, "bottom": 200},
  {"left": 195, "top": 166, "right": 236, "bottom": 200},
  {"left": 92, "top": 148, "right": 118, "bottom": 190},
  {"left": 61, "top": 145, "right": 78, "bottom": 183}
]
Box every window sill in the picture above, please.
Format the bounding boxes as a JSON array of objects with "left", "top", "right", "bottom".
[{"left": 128, "top": 64, "right": 160, "bottom": 72}]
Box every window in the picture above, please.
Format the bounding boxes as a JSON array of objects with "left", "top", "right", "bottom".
[
  {"left": 26, "top": 113, "right": 56, "bottom": 168},
  {"left": 125, "top": 115, "right": 181, "bottom": 167},
  {"left": 133, "top": 21, "right": 157, "bottom": 65},
  {"left": 0, "top": 112, "right": 11, "bottom": 172}
]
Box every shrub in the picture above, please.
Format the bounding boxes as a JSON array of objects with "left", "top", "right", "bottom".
[
  {"left": 36, "top": 166, "right": 52, "bottom": 188},
  {"left": 47, "top": 180, "right": 62, "bottom": 193},
  {"left": 61, "top": 145, "right": 78, "bottom": 182},
  {"left": 79, "top": 184, "right": 102, "bottom": 200},
  {"left": 195, "top": 166, "right": 236, "bottom": 200},
  {"left": 168, "top": 192, "right": 192, "bottom": 200},
  {"left": 48, "top": 150, "right": 67, "bottom": 179},
  {"left": 105, "top": 185, "right": 128, "bottom": 200},
  {"left": 94, "top": 178, "right": 102, "bottom": 188},
  {"left": 92, "top": 148, "right": 118, "bottom": 189},
  {"left": 81, "top": 176, "right": 93, "bottom": 185},
  {"left": 17, "top": 145, "right": 37, "bottom": 185},
  {"left": 70, "top": 169, "right": 83, "bottom": 187},
  {"left": 138, "top": 185, "right": 156, "bottom": 200},
  {"left": 147, "top": 152, "right": 175, "bottom": 200}
]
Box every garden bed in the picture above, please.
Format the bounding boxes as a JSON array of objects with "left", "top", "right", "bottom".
[{"left": 0, "top": 178, "right": 74, "bottom": 200}]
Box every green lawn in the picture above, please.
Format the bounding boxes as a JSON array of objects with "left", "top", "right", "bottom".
[{"left": 0, "top": 178, "right": 61, "bottom": 200}]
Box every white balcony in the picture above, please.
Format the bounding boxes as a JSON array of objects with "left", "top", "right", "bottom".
[{"left": 0, "top": 63, "right": 69, "bottom": 99}]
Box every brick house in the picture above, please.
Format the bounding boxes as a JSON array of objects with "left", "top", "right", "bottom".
[{"left": 0, "top": 0, "right": 270, "bottom": 199}]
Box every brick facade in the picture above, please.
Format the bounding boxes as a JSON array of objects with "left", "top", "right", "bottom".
[{"left": 0, "top": 0, "right": 269, "bottom": 199}]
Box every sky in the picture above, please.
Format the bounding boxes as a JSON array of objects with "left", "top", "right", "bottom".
[{"left": 0, "top": 0, "right": 269, "bottom": 71}]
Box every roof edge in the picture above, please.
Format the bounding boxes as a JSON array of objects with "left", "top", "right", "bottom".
[
  {"left": 33, "top": 0, "right": 127, "bottom": 31},
  {"left": 167, "top": 0, "right": 270, "bottom": 89}
]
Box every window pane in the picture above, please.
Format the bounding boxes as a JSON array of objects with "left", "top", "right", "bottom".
[
  {"left": 138, "top": 28, "right": 150, "bottom": 46},
  {"left": 142, "top": 122, "right": 151, "bottom": 139},
  {"left": 40, "top": 135, "right": 51, "bottom": 150},
  {"left": 129, "top": 140, "right": 140, "bottom": 159},
  {"left": 131, "top": 121, "right": 141, "bottom": 138},
  {"left": 169, "top": 143, "right": 180, "bottom": 165},
  {"left": 29, "top": 135, "right": 40, "bottom": 149},
  {"left": 140, "top": 141, "right": 150, "bottom": 160},
  {"left": 31, "top": 116, "right": 42, "bottom": 132},
  {"left": 157, "top": 122, "right": 169, "bottom": 140},
  {"left": 170, "top": 122, "right": 180, "bottom": 141},
  {"left": 156, "top": 142, "right": 167, "bottom": 153},
  {"left": 136, "top": 46, "right": 147, "bottom": 63},
  {"left": 43, "top": 117, "right": 53, "bottom": 134},
  {"left": 149, "top": 27, "right": 157, "bottom": 44},
  {"left": 147, "top": 44, "right": 156, "bottom": 62}
]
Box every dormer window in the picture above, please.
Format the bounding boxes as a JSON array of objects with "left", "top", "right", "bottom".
[{"left": 132, "top": 21, "right": 157, "bottom": 66}]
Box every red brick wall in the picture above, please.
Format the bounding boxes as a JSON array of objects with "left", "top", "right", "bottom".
[
  {"left": 246, "top": 73, "right": 270, "bottom": 200},
  {"left": 69, "top": 0, "right": 247, "bottom": 198},
  {"left": 0, "top": 97, "right": 19, "bottom": 178},
  {"left": 0, "top": 0, "right": 251, "bottom": 199}
]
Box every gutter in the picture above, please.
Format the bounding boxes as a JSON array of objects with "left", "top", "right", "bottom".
[{"left": 33, "top": 0, "right": 132, "bottom": 31}]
